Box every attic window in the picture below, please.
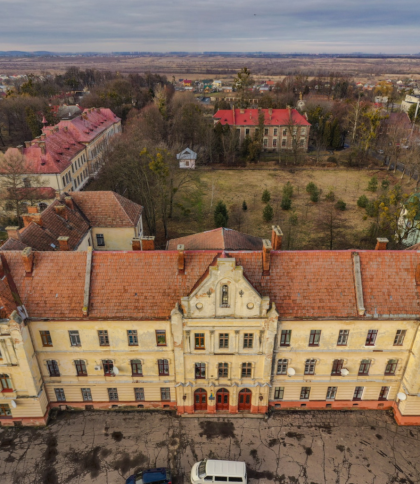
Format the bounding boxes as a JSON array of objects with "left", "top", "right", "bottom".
[{"left": 221, "top": 285, "right": 229, "bottom": 307}]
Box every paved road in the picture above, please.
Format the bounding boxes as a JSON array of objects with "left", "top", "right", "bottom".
[{"left": 0, "top": 410, "right": 419, "bottom": 484}]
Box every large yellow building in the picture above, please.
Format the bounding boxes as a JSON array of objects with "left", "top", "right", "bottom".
[{"left": 1, "top": 229, "right": 420, "bottom": 426}]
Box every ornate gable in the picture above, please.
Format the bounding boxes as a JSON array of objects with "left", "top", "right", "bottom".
[{"left": 181, "top": 258, "right": 269, "bottom": 318}]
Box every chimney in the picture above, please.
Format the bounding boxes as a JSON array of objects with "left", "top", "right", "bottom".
[
  {"left": 22, "top": 247, "right": 34, "bottom": 275},
  {"left": 55, "top": 191, "right": 62, "bottom": 200},
  {"left": 262, "top": 239, "right": 272, "bottom": 273},
  {"left": 64, "top": 196, "right": 74, "bottom": 210},
  {"left": 141, "top": 236, "right": 155, "bottom": 251},
  {"left": 5, "top": 226, "right": 19, "bottom": 240},
  {"left": 177, "top": 244, "right": 185, "bottom": 272},
  {"left": 16, "top": 145, "right": 24, "bottom": 154},
  {"left": 40, "top": 134, "right": 46, "bottom": 140},
  {"left": 269, "top": 108, "right": 273, "bottom": 116},
  {"left": 54, "top": 205, "right": 67, "bottom": 220},
  {"left": 21, "top": 215, "right": 33, "bottom": 228},
  {"left": 31, "top": 214, "right": 42, "bottom": 226},
  {"left": 39, "top": 141, "right": 46, "bottom": 155},
  {"left": 57, "top": 236, "right": 70, "bottom": 251},
  {"left": 132, "top": 237, "right": 141, "bottom": 251},
  {"left": 63, "top": 126, "right": 68, "bottom": 132},
  {"left": 271, "top": 225, "right": 283, "bottom": 250},
  {"left": 375, "top": 238, "right": 389, "bottom": 250},
  {"left": 27, "top": 206, "right": 38, "bottom": 214},
  {"left": 24, "top": 141, "right": 31, "bottom": 148}
]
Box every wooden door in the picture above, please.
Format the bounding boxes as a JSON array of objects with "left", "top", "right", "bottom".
[
  {"left": 216, "top": 388, "right": 229, "bottom": 411},
  {"left": 194, "top": 388, "right": 207, "bottom": 411},
  {"left": 238, "top": 389, "right": 252, "bottom": 411}
]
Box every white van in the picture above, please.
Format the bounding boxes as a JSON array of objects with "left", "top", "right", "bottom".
[{"left": 191, "top": 460, "right": 247, "bottom": 484}]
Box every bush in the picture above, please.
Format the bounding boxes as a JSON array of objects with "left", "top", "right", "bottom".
[
  {"left": 281, "top": 196, "right": 292, "bottom": 210},
  {"left": 357, "top": 195, "right": 369, "bottom": 208},
  {"left": 365, "top": 201, "right": 378, "bottom": 217},
  {"left": 214, "top": 200, "right": 228, "bottom": 227},
  {"left": 381, "top": 179, "right": 390, "bottom": 190},
  {"left": 367, "top": 176, "right": 378, "bottom": 192},
  {"left": 262, "top": 189, "right": 271, "bottom": 203},
  {"left": 335, "top": 199, "right": 346, "bottom": 211},
  {"left": 325, "top": 190, "right": 335, "bottom": 202},
  {"left": 310, "top": 188, "right": 319, "bottom": 203},
  {"left": 263, "top": 203, "right": 274, "bottom": 222},
  {"left": 242, "top": 200, "right": 247, "bottom": 211},
  {"left": 306, "top": 182, "right": 317, "bottom": 194},
  {"left": 282, "top": 181, "right": 293, "bottom": 199}
]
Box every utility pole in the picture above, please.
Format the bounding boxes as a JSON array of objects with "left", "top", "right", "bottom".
[{"left": 352, "top": 92, "right": 362, "bottom": 143}]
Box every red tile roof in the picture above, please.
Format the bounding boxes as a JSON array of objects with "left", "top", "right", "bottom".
[
  {"left": 0, "top": 249, "right": 418, "bottom": 321},
  {"left": 213, "top": 108, "right": 311, "bottom": 127},
  {"left": 167, "top": 228, "right": 263, "bottom": 250}
]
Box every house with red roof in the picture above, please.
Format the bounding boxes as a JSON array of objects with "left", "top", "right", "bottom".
[{"left": 213, "top": 107, "right": 311, "bottom": 151}]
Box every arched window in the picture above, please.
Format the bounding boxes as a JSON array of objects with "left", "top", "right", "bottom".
[
  {"left": 131, "top": 359, "right": 143, "bottom": 376},
  {"left": 158, "top": 359, "right": 169, "bottom": 376},
  {"left": 0, "top": 374, "right": 13, "bottom": 391},
  {"left": 47, "top": 360, "right": 60, "bottom": 377},
  {"left": 221, "top": 285, "right": 229, "bottom": 307}
]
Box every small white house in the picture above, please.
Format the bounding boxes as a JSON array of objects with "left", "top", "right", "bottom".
[{"left": 177, "top": 147, "right": 197, "bottom": 169}]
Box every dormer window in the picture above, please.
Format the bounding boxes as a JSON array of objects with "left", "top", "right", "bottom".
[{"left": 221, "top": 285, "right": 229, "bottom": 307}]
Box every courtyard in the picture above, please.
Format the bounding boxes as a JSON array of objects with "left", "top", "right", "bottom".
[{"left": 0, "top": 409, "right": 418, "bottom": 484}]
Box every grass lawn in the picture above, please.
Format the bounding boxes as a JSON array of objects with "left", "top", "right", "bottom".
[{"left": 164, "top": 166, "right": 417, "bottom": 250}]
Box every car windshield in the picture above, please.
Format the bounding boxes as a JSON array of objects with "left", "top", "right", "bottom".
[{"left": 198, "top": 461, "right": 207, "bottom": 478}]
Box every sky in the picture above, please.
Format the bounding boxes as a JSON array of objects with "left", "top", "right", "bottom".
[{"left": 1, "top": 0, "right": 420, "bottom": 54}]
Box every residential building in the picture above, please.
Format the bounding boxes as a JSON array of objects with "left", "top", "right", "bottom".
[
  {"left": 213, "top": 107, "right": 311, "bottom": 152},
  {"left": 1, "top": 191, "right": 143, "bottom": 252},
  {"left": 401, "top": 94, "right": 420, "bottom": 113},
  {"left": 176, "top": 147, "right": 197, "bottom": 169}
]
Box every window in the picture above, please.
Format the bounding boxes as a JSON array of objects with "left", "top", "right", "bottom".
[
  {"left": 81, "top": 388, "right": 92, "bottom": 401},
  {"left": 331, "top": 359, "right": 343, "bottom": 376},
  {"left": 23, "top": 177, "right": 31, "bottom": 188},
  {"left": 365, "top": 330, "right": 378, "bottom": 346},
  {"left": 98, "top": 330, "right": 109, "bottom": 346},
  {"left": 135, "top": 388, "right": 145, "bottom": 401},
  {"left": 215, "top": 478, "right": 227, "bottom": 482},
  {"left": 263, "top": 139, "right": 268, "bottom": 147},
  {"left": 394, "top": 330, "right": 406, "bottom": 346},
  {"left": 241, "top": 362, "right": 252, "bottom": 377},
  {"left": 280, "top": 330, "right": 291, "bottom": 347},
  {"left": 243, "top": 333, "right": 253, "bottom": 349},
  {"left": 301, "top": 128, "right": 306, "bottom": 135},
  {"left": 353, "top": 386, "right": 364, "bottom": 401},
  {"left": 218, "top": 362, "right": 228, "bottom": 378},
  {"left": 127, "top": 330, "right": 138, "bottom": 346},
  {"left": 69, "top": 330, "right": 81, "bottom": 347},
  {"left": 219, "top": 333, "right": 229, "bottom": 349},
  {"left": 300, "top": 139, "right": 305, "bottom": 147},
  {"left": 273, "top": 139, "right": 277, "bottom": 147},
  {"left": 274, "top": 387, "right": 284, "bottom": 400},
  {"left": 96, "top": 234, "right": 105, "bottom": 247},
  {"left": 161, "top": 387, "right": 170, "bottom": 401},
  {"left": 158, "top": 359, "right": 169, "bottom": 376},
  {"left": 47, "top": 360, "right": 60, "bottom": 377},
  {"left": 358, "top": 359, "right": 371, "bottom": 376},
  {"left": 108, "top": 388, "right": 118, "bottom": 401},
  {"left": 0, "top": 374, "right": 12, "bottom": 392},
  {"left": 75, "top": 360, "right": 87, "bottom": 376},
  {"left": 103, "top": 360, "right": 113, "bottom": 376},
  {"left": 195, "top": 333, "right": 205, "bottom": 350},
  {"left": 300, "top": 387, "right": 310, "bottom": 400},
  {"left": 229, "top": 478, "right": 242, "bottom": 482},
  {"left": 309, "top": 330, "right": 321, "bottom": 346},
  {"left": 283, "top": 129, "right": 287, "bottom": 136},
  {"left": 264, "top": 128, "right": 269, "bottom": 136},
  {"left": 379, "top": 386, "right": 389, "bottom": 401},
  {"left": 304, "top": 359, "right": 316, "bottom": 375},
  {"left": 0, "top": 404, "right": 11, "bottom": 416},
  {"left": 245, "top": 128, "right": 250, "bottom": 135},
  {"left": 54, "top": 388, "right": 66, "bottom": 402},
  {"left": 326, "top": 386, "right": 337, "bottom": 400},
  {"left": 281, "top": 139, "right": 286, "bottom": 147},
  {"left": 221, "top": 285, "right": 229, "bottom": 306},
  {"left": 385, "top": 359, "right": 397, "bottom": 376},
  {"left": 40, "top": 330, "right": 53, "bottom": 347},
  {"left": 337, "top": 330, "right": 349, "bottom": 346},
  {"left": 195, "top": 363, "right": 206, "bottom": 379},
  {"left": 156, "top": 330, "right": 167, "bottom": 346},
  {"left": 131, "top": 359, "right": 143, "bottom": 376},
  {"left": 274, "top": 128, "right": 278, "bottom": 136},
  {"left": 277, "top": 359, "right": 288, "bottom": 375}
]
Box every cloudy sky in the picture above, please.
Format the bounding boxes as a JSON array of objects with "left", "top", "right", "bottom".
[{"left": 1, "top": 0, "right": 419, "bottom": 53}]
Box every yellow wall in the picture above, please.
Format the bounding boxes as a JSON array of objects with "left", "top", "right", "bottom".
[{"left": 91, "top": 227, "right": 136, "bottom": 251}]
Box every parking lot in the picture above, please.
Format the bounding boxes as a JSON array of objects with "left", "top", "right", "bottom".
[{"left": 0, "top": 409, "right": 419, "bottom": 484}]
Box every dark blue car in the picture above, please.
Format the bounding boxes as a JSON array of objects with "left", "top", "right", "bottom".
[{"left": 126, "top": 467, "right": 172, "bottom": 484}]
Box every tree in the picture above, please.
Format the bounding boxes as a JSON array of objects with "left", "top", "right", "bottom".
[
  {"left": 262, "top": 189, "right": 271, "bottom": 203},
  {"left": 263, "top": 203, "right": 274, "bottom": 222},
  {"left": 367, "top": 176, "right": 378, "bottom": 192},
  {"left": 282, "top": 181, "right": 293, "bottom": 199},
  {"left": 214, "top": 200, "right": 228, "bottom": 227},
  {"left": 284, "top": 212, "right": 299, "bottom": 249},
  {"left": 357, "top": 195, "right": 369, "bottom": 208},
  {"left": 242, "top": 200, "right": 247, "bottom": 211},
  {"left": 233, "top": 67, "right": 254, "bottom": 108},
  {"left": 281, "top": 196, "right": 292, "bottom": 210},
  {"left": 408, "top": 103, "right": 419, "bottom": 123},
  {"left": 0, "top": 150, "right": 46, "bottom": 224},
  {"left": 315, "top": 203, "right": 350, "bottom": 250}
]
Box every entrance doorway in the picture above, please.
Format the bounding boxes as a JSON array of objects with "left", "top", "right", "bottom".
[
  {"left": 216, "top": 388, "right": 229, "bottom": 411},
  {"left": 238, "top": 388, "right": 252, "bottom": 411},
  {"left": 194, "top": 388, "right": 207, "bottom": 411}
]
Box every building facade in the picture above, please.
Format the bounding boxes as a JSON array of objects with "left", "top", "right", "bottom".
[
  {"left": 213, "top": 107, "right": 311, "bottom": 152},
  {"left": 1, "top": 230, "right": 420, "bottom": 426}
]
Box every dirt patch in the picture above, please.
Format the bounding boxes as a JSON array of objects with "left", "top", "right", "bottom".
[
  {"left": 111, "top": 431, "right": 124, "bottom": 442},
  {"left": 198, "top": 421, "right": 235, "bottom": 440},
  {"left": 44, "top": 435, "right": 58, "bottom": 464},
  {"left": 336, "top": 445, "right": 345, "bottom": 452},
  {"left": 305, "top": 447, "right": 313, "bottom": 455},
  {"left": 375, "top": 434, "right": 383, "bottom": 440},
  {"left": 269, "top": 438, "right": 280, "bottom": 447},
  {"left": 41, "top": 468, "right": 58, "bottom": 484},
  {"left": 67, "top": 446, "right": 102, "bottom": 479},
  {"left": 112, "top": 451, "right": 148, "bottom": 475},
  {"left": 286, "top": 432, "right": 304, "bottom": 441},
  {"left": 247, "top": 468, "right": 275, "bottom": 480},
  {"left": 1, "top": 438, "right": 15, "bottom": 449}
]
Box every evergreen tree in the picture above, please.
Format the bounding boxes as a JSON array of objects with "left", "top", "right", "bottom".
[
  {"left": 323, "top": 121, "right": 332, "bottom": 147},
  {"left": 214, "top": 200, "right": 228, "bottom": 227},
  {"left": 331, "top": 120, "right": 342, "bottom": 150},
  {"left": 25, "top": 107, "right": 41, "bottom": 139},
  {"left": 262, "top": 189, "right": 271, "bottom": 203},
  {"left": 242, "top": 200, "right": 247, "bottom": 211},
  {"left": 263, "top": 203, "right": 274, "bottom": 222}
]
